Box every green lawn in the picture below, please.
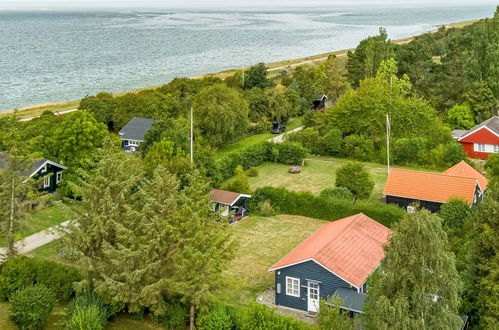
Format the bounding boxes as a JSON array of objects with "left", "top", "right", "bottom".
[
  {"left": 218, "top": 214, "right": 327, "bottom": 306},
  {"left": 216, "top": 117, "right": 303, "bottom": 156},
  {"left": 241, "top": 156, "right": 437, "bottom": 201},
  {"left": 0, "top": 203, "right": 72, "bottom": 247}
]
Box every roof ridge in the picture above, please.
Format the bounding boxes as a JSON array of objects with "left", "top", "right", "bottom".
[
  {"left": 315, "top": 214, "right": 361, "bottom": 257},
  {"left": 391, "top": 168, "right": 477, "bottom": 180}
]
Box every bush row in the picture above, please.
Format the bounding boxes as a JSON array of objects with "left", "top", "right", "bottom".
[
  {"left": 197, "top": 303, "right": 317, "bottom": 330},
  {"left": 0, "top": 256, "right": 81, "bottom": 302},
  {"left": 217, "top": 141, "right": 307, "bottom": 180},
  {"left": 249, "top": 186, "right": 404, "bottom": 228}
]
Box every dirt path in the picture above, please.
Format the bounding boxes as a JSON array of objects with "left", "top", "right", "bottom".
[
  {"left": 0, "top": 221, "right": 70, "bottom": 262},
  {"left": 19, "top": 108, "right": 78, "bottom": 122},
  {"left": 269, "top": 126, "right": 304, "bottom": 143}
]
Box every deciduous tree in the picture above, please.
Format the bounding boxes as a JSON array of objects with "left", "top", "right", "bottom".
[{"left": 363, "top": 210, "right": 462, "bottom": 330}]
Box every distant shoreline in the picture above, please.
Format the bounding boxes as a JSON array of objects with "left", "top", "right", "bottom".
[{"left": 0, "top": 18, "right": 480, "bottom": 119}]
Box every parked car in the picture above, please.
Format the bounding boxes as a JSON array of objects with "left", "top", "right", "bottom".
[{"left": 271, "top": 122, "right": 286, "bottom": 134}]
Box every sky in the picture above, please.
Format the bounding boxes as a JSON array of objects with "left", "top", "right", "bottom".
[{"left": 2, "top": 0, "right": 498, "bottom": 10}]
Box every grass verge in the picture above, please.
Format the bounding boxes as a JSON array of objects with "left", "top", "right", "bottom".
[{"left": 218, "top": 214, "right": 326, "bottom": 306}]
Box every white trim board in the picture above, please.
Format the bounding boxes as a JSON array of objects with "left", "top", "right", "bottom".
[
  {"left": 458, "top": 126, "right": 499, "bottom": 142},
  {"left": 29, "top": 160, "right": 67, "bottom": 179}
]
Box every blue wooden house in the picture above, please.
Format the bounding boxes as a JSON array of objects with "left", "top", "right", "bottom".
[
  {"left": 0, "top": 155, "right": 67, "bottom": 193},
  {"left": 269, "top": 213, "right": 391, "bottom": 315},
  {"left": 119, "top": 117, "right": 155, "bottom": 152},
  {"left": 210, "top": 189, "right": 251, "bottom": 223}
]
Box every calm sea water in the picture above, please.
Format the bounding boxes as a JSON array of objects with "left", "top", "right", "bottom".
[{"left": 0, "top": 4, "right": 496, "bottom": 110}]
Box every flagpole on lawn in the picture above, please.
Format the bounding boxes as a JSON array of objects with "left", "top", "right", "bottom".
[{"left": 386, "top": 113, "right": 391, "bottom": 174}]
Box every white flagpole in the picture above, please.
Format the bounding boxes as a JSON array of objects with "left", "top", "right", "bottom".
[
  {"left": 386, "top": 113, "right": 390, "bottom": 174},
  {"left": 190, "top": 106, "right": 193, "bottom": 164}
]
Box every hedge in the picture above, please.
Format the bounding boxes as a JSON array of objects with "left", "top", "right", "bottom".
[
  {"left": 0, "top": 256, "right": 81, "bottom": 301},
  {"left": 217, "top": 141, "right": 307, "bottom": 180},
  {"left": 249, "top": 187, "right": 404, "bottom": 228}
]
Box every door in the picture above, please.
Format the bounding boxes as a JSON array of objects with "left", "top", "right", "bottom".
[{"left": 307, "top": 282, "right": 320, "bottom": 313}]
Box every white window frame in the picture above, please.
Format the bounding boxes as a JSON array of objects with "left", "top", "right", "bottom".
[
  {"left": 56, "top": 171, "right": 62, "bottom": 184},
  {"left": 286, "top": 276, "right": 300, "bottom": 297},
  {"left": 129, "top": 140, "right": 140, "bottom": 146},
  {"left": 41, "top": 164, "right": 48, "bottom": 173},
  {"left": 43, "top": 176, "right": 50, "bottom": 188},
  {"left": 494, "top": 145, "right": 499, "bottom": 153}
]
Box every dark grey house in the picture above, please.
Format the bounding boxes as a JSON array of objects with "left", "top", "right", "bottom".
[
  {"left": 269, "top": 213, "right": 391, "bottom": 315},
  {"left": 0, "top": 155, "right": 67, "bottom": 193},
  {"left": 312, "top": 94, "right": 328, "bottom": 110},
  {"left": 119, "top": 117, "right": 155, "bottom": 152}
]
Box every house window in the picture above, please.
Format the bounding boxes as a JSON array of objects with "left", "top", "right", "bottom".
[
  {"left": 56, "top": 171, "right": 62, "bottom": 184},
  {"left": 43, "top": 176, "right": 50, "bottom": 188},
  {"left": 286, "top": 277, "right": 300, "bottom": 297},
  {"left": 477, "top": 144, "right": 486, "bottom": 152},
  {"left": 494, "top": 145, "right": 499, "bottom": 153},
  {"left": 129, "top": 140, "right": 139, "bottom": 146}
]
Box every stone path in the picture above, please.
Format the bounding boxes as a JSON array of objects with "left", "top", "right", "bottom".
[{"left": 0, "top": 221, "right": 70, "bottom": 262}]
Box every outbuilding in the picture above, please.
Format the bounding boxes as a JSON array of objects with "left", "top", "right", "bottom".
[
  {"left": 269, "top": 213, "right": 391, "bottom": 315},
  {"left": 210, "top": 189, "right": 251, "bottom": 223}
]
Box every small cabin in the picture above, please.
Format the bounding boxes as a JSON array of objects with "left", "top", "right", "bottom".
[
  {"left": 0, "top": 155, "right": 67, "bottom": 193},
  {"left": 210, "top": 189, "right": 251, "bottom": 223},
  {"left": 269, "top": 213, "right": 391, "bottom": 315},
  {"left": 383, "top": 162, "right": 487, "bottom": 212},
  {"left": 119, "top": 117, "right": 155, "bottom": 152},
  {"left": 312, "top": 94, "right": 328, "bottom": 111}
]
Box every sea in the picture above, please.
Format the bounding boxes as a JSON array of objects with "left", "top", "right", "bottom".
[{"left": 0, "top": 3, "right": 496, "bottom": 110}]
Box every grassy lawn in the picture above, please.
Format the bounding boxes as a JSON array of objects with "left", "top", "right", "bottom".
[
  {"left": 218, "top": 214, "right": 327, "bottom": 306},
  {"left": 216, "top": 117, "right": 303, "bottom": 156},
  {"left": 0, "top": 203, "right": 72, "bottom": 247},
  {"left": 243, "top": 156, "right": 437, "bottom": 201}
]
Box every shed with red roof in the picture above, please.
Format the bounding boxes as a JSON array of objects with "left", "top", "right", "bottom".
[{"left": 269, "top": 213, "right": 391, "bottom": 314}]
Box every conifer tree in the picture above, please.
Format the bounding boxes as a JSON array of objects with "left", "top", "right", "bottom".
[
  {"left": 174, "top": 172, "right": 235, "bottom": 329},
  {"left": 363, "top": 210, "right": 461, "bottom": 330}
]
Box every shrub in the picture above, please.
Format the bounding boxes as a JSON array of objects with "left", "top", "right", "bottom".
[
  {"left": 393, "top": 137, "right": 428, "bottom": 165},
  {"left": 9, "top": 284, "right": 56, "bottom": 330},
  {"left": 320, "top": 187, "right": 353, "bottom": 201},
  {"left": 246, "top": 167, "right": 259, "bottom": 177},
  {"left": 324, "top": 128, "right": 343, "bottom": 155},
  {"left": 258, "top": 200, "right": 276, "bottom": 217},
  {"left": 318, "top": 298, "right": 354, "bottom": 330},
  {"left": 153, "top": 298, "right": 188, "bottom": 329},
  {"left": 285, "top": 128, "right": 326, "bottom": 155},
  {"left": 236, "top": 303, "right": 314, "bottom": 330},
  {"left": 439, "top": 198, "right": 472, "bottom": 230},
  {"left": 223, "top": 165, "right": 251, "bottom": 194},
  {"left": 197, "top": 304, "right": 234, "bottom": 330},
  {"left": 273, "top": 141, "right": 308, "bottom": 165},
  {"left": 342, "top": 134, "right": 374, "bottom": 161},
  {"left": 65, "top": 305, "right": 107, "bottom": 330},
  {"left": 336, "top": 162, "right": 374, "bottom": 200},
  {"left": 429, "top": 141, "right": 466, "bottom": 169},
  {"left": 0, "top": 256, "right": 80, "bottom": 302}
]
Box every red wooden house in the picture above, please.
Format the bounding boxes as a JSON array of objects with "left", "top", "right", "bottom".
[{"left": 452, "top": 116, "right": 499, "bottom": 160}]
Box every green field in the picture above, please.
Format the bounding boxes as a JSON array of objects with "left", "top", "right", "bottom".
[
  {"left": 218, "top": 214, "right": 326, "bottom": 306},
  {"left": 0, "top": 203, "right": 72, "bottom": 247},
  {"left": 216, "top": 117, "right": 303, "bottom": 156}
]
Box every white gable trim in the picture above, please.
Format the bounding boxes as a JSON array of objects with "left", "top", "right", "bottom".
[
  {"left": 29, "top": 160, "right": 67, "bottom": 179},
  {"left": 268, "top": 258, "right": 360, "bottom": 289},
  {"left": 229, "top": 194, "right": 251, "bottom": 206},
  {"left": 458, "top": 126, "right": 499, "bottom": 142}
]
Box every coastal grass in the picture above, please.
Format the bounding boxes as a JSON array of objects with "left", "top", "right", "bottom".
[
  {"left": 216, "top": 117, "right": 303, "bottom": 156},
  {"left": 218, "top": 214, "right": 327, "bottom": 306},
  {"left": 0, "top": 18, "right": 480, "bottom": 119}
]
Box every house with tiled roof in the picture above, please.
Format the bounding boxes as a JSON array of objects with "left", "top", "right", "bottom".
[
  {"left": 384, "top": 162, "right": 486, "bottom": 212},
  {"left": 269, "top": 213, "right": 391, "bottom": 314},
  {"left": 452, "top": 116, "right": 499, "bottom": 159},
  {"left": 210, "top": 189, "right": 251, "bottom": 223}
]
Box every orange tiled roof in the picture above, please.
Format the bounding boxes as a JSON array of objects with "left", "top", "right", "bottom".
[
  {"left": 442, "top": 161, "right": 488, "bottom": 191},
  {"left": 269, "top": 214, "right": 392, "bottom": 288},
  {"left": 384, "top": 168, "right": 478, "bottom": 204}
]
